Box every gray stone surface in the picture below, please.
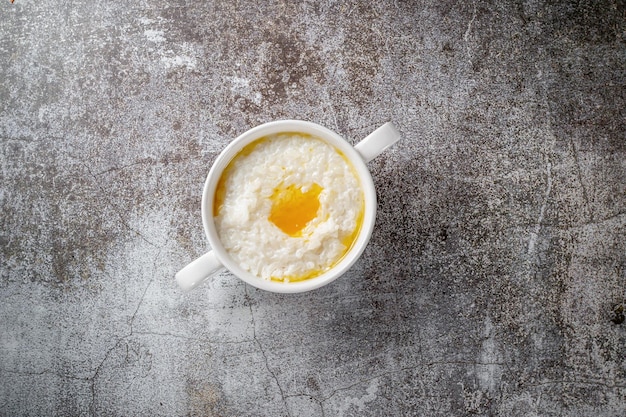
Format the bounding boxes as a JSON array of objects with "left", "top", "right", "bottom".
[{"left": 1, "top": 0, "right": 625, "bottom": 415}]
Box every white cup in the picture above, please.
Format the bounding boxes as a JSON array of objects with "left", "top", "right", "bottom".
[{"left": 176, "top": 120, "right": 400, "bottom": 293}]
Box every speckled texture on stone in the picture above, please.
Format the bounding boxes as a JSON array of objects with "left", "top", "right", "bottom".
[{"left": 1, "top": 1, "right": 625, "bottom": 416}]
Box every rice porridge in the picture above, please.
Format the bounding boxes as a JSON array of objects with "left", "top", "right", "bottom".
[{"left": 214, "top": 132, "right": 364, "bottom": 282}]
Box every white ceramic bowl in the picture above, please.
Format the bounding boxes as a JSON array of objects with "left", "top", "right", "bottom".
[{"left": 176, "top": 120, "right": 400, "bottom": 293}]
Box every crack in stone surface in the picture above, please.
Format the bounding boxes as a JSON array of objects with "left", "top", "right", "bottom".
[
  {"left": 245, "top": 286, "right": 291, "bottom": 417},
  {"left": 88, "top": 274, "right": 155, "bottom": 414},
  {"left": 81, "top": 161, "right": 161, "bottom": 249},
  {"left": 569, "top": 136, "right": 595, "bottom": 222},
  {"left": 527, "top": 162, "right": 553, "bottom": 256},
  {"left": 132, "top": 330, "right": 202, "bottom": 341},
  {"left": 464, "top": 1, "right": 477, "bottom": 63},
  {"left": 89, "top": 337, "right": 127, "bottom": 415},
  {"left": 464, "top": 2, "right": 477, "bottom": 42},
  {"left": 319, "top": 360, "right": 509, "bottom": 403},
  {"left": 93, "top": 159, "right": 156, "bottom": 177},
  {"left": 284, "top": 393, "right": 326, "bottom": 417}
]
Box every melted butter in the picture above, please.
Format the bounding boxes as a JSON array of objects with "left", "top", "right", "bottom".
[
  {"left": 213, "top": 174, "right": 227, "bottom": 216},
  {"left": 271, "top": 197, "right": 365, "bottom": 284},
  {"left": 270, "top": 268, "right": 325, "bottom": 283},
  {"left": 269, "top": 183, "right": 323, "bottom": 236}
]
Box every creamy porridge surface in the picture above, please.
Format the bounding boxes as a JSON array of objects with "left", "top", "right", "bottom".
[{"left": 214, "top": 132, "right": 364, "bottom": 282}]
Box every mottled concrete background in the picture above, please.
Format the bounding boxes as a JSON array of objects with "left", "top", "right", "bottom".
[{"left": 1, "top": 0, "right": 625, "bottom": 416}]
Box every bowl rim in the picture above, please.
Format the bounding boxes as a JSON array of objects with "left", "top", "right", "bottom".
[{"left": 201, "top": 120, "right": 377, "bottom": 293}]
